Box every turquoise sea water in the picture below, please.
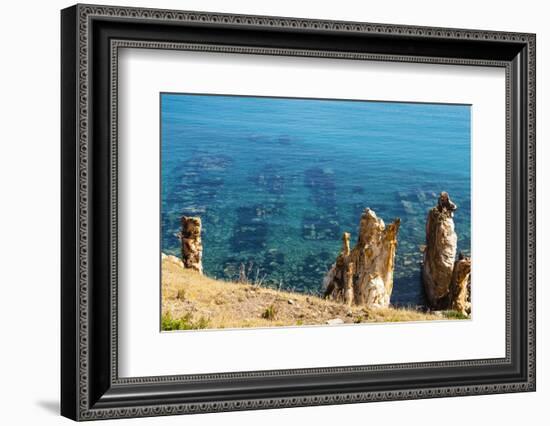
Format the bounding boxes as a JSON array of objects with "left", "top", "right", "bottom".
[{"left": 161, "top": 93, "right": 471, "bottom": 306}]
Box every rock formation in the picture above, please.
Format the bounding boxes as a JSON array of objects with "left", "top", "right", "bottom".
[
  {"left": 323, "top": 208, "right": 400, "bottom": 308},
  {"left": 422, "top": 192, "right": 458, "bottom": 309},
  {"left": 161, "top": 253, "right": 184, "bottom": 268},
  {"left": 179, "top": 216, "right": 203, "bottom": 274},
  {"left": 449, "top": 253, "right": 472, "bottom": 315}
]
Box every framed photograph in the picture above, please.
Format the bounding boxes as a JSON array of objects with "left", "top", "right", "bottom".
[{"left": 61, "top": 4, "right": 536, "bottom": 421}]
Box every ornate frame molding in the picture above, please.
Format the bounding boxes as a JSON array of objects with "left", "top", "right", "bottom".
[{"left": 61, "top": 4, "right": 536, "bottom": 421}]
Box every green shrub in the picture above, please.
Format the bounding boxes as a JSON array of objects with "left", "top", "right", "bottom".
[
  {"left": 262, "top": 304, "right": 277, "bottom": 320},
  {"left": 176, "top": 289, "right": 186, "bottom": 301},
  {"left": 442, "top": 310, "right": 469, "bottom": 320},
  {"left": 161, "top": 313, "right": 210, "bottom": 330}
]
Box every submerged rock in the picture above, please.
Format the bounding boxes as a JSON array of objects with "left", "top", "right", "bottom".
[
  {"left": 401, "top": 200, "right": 416, "bottom": 215},
  {"left": 323, "top": 208, "right": 400, "bottom": 308},
  {"left": 449, "top": 253, "right": 472, "bottom": 315},
  {"left": 180, "top": 216, "right": 203, "bottom": 274},
  {"left": 231, "top": 205, "right": 269, "bottom": 252},
  {"left": 422, "top": 192, "right": 458, "bottom": 309}
]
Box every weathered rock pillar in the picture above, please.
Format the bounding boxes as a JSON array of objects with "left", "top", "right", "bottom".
[
  {"left": 422, "top": 192, "right": 458, "bottom": 309},
  {"left": 180, "top": 216, "right": 203, "bottom": 274},
  {"left": 323, "top": 208, "right": 400, "bottom": 308},
  {"left": 344, "top": 262, "right": 354, "bottom": 306},
  {"left": 449, "top": 253, "right": 471, "bottom": 316}
]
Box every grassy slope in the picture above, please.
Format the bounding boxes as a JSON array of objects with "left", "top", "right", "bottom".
[{"left": 161, "top": 255, "right": 460, "bottom": 330}]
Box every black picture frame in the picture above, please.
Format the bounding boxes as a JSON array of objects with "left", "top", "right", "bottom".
[{"left": 61, "top": 4, "right": 536, "bottom": 421}]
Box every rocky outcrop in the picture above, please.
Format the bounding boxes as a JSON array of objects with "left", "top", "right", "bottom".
[
  {"left": 162, "top": 253, "right": 184, "bottom": 268},
  {"left": 179, "top": 216, "right": 203, "bottom": 274},
  {"left": 449, "top": 253, "right": 471, "bottom": 315},
  {"left": 323, "top": 208, "right": 400, "bottom": 308},
  {"left": 422, "top": 192, "right": 458, "bottom": 309}
]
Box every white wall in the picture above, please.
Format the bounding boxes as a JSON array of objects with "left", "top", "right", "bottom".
[{"left": 0, "top": 0, "right": 546, "bottom": 424}]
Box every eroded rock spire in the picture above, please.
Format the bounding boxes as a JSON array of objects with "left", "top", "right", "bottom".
[
  {"left": 422, "top": 192, "right": 458, "bottom": 309},
  {"left": 449, "top": 252, "right": 472, "bottom": 315},
  {"left": 323, "top": 208, "right": 400, "bottom": 308},
  {"left": 180, "top": 216, "right": 203, "bottom": 274}
]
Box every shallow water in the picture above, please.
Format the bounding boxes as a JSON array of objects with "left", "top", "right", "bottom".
[{"left": 161, "top": 94, "right": 471, "bottom": 306}]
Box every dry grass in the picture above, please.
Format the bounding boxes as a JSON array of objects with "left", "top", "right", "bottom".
[{"left": 161, "top": 254, "right": 461, "bottom": 331}]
